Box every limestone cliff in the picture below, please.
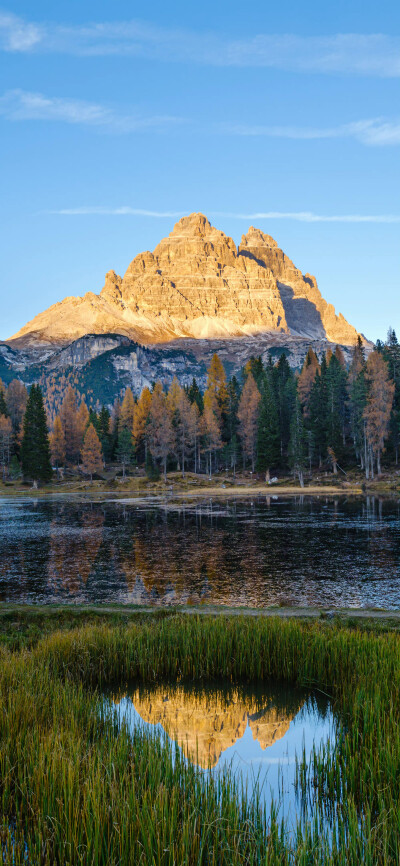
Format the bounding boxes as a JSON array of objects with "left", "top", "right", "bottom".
[{"left": 9, "top": 213, "right": 360, "bottom": 349}]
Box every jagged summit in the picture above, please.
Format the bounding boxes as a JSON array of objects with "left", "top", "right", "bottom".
[{"left": 9, "top": 212, "right": 361, "bottom": 350}]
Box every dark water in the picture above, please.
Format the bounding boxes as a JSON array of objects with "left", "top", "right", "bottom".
[
  {"left": 109, "top": 680, "right": 335, "bottom": 825},
  {"left": 1, "top": 495, "right": 400, "bottom": 607}
]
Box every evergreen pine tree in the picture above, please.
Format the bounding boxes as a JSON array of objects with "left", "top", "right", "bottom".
[
  {"left": 98, "top": 406, "right": 112, "bottom": 461},
  {"left": 116, "top": 427, "right": 134, "bottom": 478},
  {"left": 21, "top": 385, "right": 52, "bottom": 486},
  {"left": 383, "top": 328, "right": 400, "bottom": 463},
  {"left": 288, "top": 397, "right": 306, "bottom": 487},
  {"left": 0, "top": 388, "right": 8, "bottom": 417},
  {"left": 309, "top": 370, "right": 326, "bottom": 468},
  {"left": 187, "top": 378, "right": 204, "bottom": 414},
  {"left": 325, "top": 354, "right": 347, "bottom": 466},
  {"left": 256, "top": 375, "right": 280, "bottom": 479},
  {"left": 272, "top": 354, "right": 294, "bottom": 459}
]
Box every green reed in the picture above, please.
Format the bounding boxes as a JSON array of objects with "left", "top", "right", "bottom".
[{"left": 1, "top": 615, "right": 400, "bottom": 863}]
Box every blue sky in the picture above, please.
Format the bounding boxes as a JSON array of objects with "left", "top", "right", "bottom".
[{"left": 1, "top": 0, "right": 399, "bottom": 342}]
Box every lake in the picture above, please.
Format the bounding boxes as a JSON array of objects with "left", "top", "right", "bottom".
[{"left": 1, "top": 494, "right": 400, "bottom": 608}]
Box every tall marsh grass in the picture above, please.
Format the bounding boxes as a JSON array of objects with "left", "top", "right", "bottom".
[{"left": 1, "top": 615, "right": 400, "bottom": 863}]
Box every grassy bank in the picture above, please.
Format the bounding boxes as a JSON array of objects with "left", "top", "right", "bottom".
[
  {"left": 1, "top": 466, "right": 396, "bottom": 499},
  {"left": 1, "top": 615, "right": 400, "bottom": 863}
]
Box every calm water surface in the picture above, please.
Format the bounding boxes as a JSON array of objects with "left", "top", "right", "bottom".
[
  {"left": 1, "top": 495, "right": 400, "bottom": 607},
  {"left": 109, "top": 680, "right": 335, "bottom": 826}
]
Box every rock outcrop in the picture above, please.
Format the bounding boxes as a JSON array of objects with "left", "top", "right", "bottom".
[{"left": 9, "top": 213, "right": 361, "bottom": 350}]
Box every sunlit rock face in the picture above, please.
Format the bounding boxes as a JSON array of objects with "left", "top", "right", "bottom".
[
  {"left": 9, "top": 213, "right": 361, "bottom": 350},
  {"left": 114, "top": 684, "right": 303, "bottom": 768}
]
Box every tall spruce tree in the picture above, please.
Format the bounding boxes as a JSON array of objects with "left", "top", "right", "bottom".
[
  {"left": 348, "top": 337, "right": 367, "bottom": 467},
  {"left": 272, "top": 354, "right": 294, "bottom": 459},
  {"left": 383, "top": 328, "right": 400, "bottom": 463},
  {"left": 21, "top": 385, "right": 52, "bottom": 485},
  {"left": 288, "top": 396, "right": 306, "bottom": 487},
  {"left": 0, "top": 388, "right": 8, "bottom": 418},
  {"left": 325, "top": 354, "right": 347, "bottom": 464},
  {"left": 98, "top": 406, "right": 112, "bottom": 461},
  {"left": 256, "top": 375, "right": 280, "bottom": 479}
]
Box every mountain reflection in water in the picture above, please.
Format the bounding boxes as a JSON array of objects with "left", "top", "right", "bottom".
[
  {"left": 110, "top": 681, "right": 335, "bottom": 821},
  {"left": 1, "top": 495, "right": 400, "bottom": 607},
  {"left": 112, "top": 682, "right": 306, "bottom": 768}
]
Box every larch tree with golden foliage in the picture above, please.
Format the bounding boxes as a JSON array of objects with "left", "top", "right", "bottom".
[
  {"left": 147, "top": 383, "right": 175, "bottom": 481},
  {"left": 50, "top": 415, "right": 66, "bottom": 475},
  {"left": 177, "top": 388, "right": 197, "bottom": 477},
  {"left": 132, "top": 387, "right": 152, "bottom": 462},
  {"left": 363, "top": 351, "right": 395, "bottom": 477},
  {"left": 237, "top": 373, "right": 261, "bottom": 471},
  {"left": 81, "top": 423, "right": 103, "bottom": 482},
  {"left": 119, "top": 387, "right": 135, "bottom": 431},
  {"left": 59, "top": 386, "right": 81, "bottom": 463},
  {"left": 76, "top": 401, "right": 89, "bottom": 451},
  {"left": 6, "top": 379, "right": 27, "bottom": 434},
  {"left": 205, "top": 354, "right": 229, "bottom": 420},
  {"left": 201, "top": 389, "right": 222, "bottom": 479}
]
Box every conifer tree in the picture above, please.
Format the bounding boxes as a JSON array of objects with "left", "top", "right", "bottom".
[
  {"left": 0, "top": 387, "right": 8, "bottom": 418},
  {"left": 288, "top": 397, "right": 306, "bottom": 487},
  {"left": 383, "top": 328, "right": 400, "bottom": 463},
  {"left": 237, "top": 373, "right": 261, "bottom": 471},
  {"left": 119, "top": 387, "right": 135, "bottom": 431},
  {"left": 243, "top": 356, "right": 264, "bottom": 388},
  {"left": 273, "top": 354, "right": 294, "bottom": 458},
  {"left": 60, "top": 386, "right": 80, "bottom": 463},
  {"left": 6, "top": 379, "right": 27, "bottom": 433},
  {"left": 81, "top": 423, "right": 103, "bottom": 482},
  {"left": 257, "top": 375, "right": 280, "bottom": 480},
  {"left": 202, "top": 389, "right": 222, "bottom": 479},
  {"left": 116, "top": 427, "right": 134, "bottom": 479},
  {"left": 76, "top": 401, "right": 90, "bottom": 452},
  {"left": 297, "top": 348, "right": 320, "bottom": 416},
  {"left": 147, "top": 383, "right": 175, "bottom": 481},
  {"left": 132, "top": 387, "right": 152, "bottom": 462},
  {"left": 308, "top": 370, "right": 326, "bottom": 468},
  {"left": 205, "top": 354, "right": 229, "bottom": 434},
  {"left": 363, "top": 351, "right": 394, "bottom": 476},
  {"left": 187, "top": 378, "right": 204, "bottom": 414},
  {"left": 0, "top": 416, "right": 12, "bottom": 479},
  {"left": 50, "top": 415, "right": 66, "bottom": 473},
  {"left": 175, "top": 388, "right": 196, "bottom": 477},
  {"left": 348, "top": 338, "right": 367, "bottom": 467},
  {"left": 325, "top": 354, "right": 347, "bottom": 461},
  {"left": 224, "top": 377, "right": 240, "bottom": 472},
  {"left": 21, "top": 385, "right": 52, "bottom": 486},
  {"left": 98, "top": 406, "right": 112, "bottom": 461}
]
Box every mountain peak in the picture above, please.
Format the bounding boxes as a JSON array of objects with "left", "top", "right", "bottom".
[
  {"left": 9, "top": 212, "right": 362, "bottom": 349},
  {"left": 169, "top": 212, "right": 212, "bottom": 237}
]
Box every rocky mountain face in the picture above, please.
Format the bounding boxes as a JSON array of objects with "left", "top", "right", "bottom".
[
  {"left": 9, "top": 213, "right": 361, "bottom": 350},
  {"left": 2, "top": 214, "right": 369, "bottom": 405}
]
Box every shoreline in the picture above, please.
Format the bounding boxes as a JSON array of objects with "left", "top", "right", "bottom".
[
  {"left": 1, "top": 602, "right": 399, "bottom": 621},
  {"left": 0, "top": 483, "right": 368, "bottom": 500}
]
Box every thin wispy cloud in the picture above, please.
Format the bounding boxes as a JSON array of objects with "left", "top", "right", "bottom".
[
  {"left": 0, "top": 89, "right": 183, "bottom": 132},
  {"left": 223, "top": 120, "right": 400, "bottom": 147},
  {"left": 46, "top": 207, "right": 400, "bottom": 224},
  {"left": 1, "top": 11, "right": 400, "bottom": 77},
  {"left": 1, "top": 89, "right": 400, "bottom": 148}
]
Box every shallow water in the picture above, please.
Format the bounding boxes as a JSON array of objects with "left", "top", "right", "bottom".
[
  {"left": 1, "top": 494, "right": 400, "bottom": 607},
  {"left": 109, "top": 680, "right": 335, "bottom": 826}
]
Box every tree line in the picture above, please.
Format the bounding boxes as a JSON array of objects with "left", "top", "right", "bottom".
[{"left": 0, "top": 330, "right": 399, "bottom": 486}]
